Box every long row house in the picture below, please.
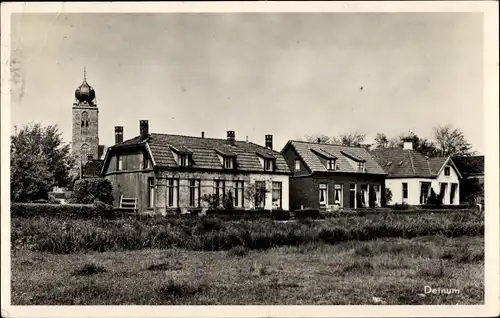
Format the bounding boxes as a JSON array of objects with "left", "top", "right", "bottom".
[
  {"left": 97, "top": 120, "right": 468, "bottom": 213},
  {"left": 73, "top": 73, "right": 476, "bottom": 213}
]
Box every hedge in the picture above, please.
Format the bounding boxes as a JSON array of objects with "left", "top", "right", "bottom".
[
  {"left": 293, "top": 209, "right": 320, "bottom": 219},
  {"left": 270, "top": 209, "right": 291, "bottom": 221},
  {"left": 72, "top": 178, "right": 113, "bottom": 205},
  {"left": 11, "top": 202, "right": 115, "bottom": 219}
]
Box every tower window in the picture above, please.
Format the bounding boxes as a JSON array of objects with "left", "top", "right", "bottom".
[
  {"left": 81, "top": 111, "right": 89, "bottom": 135},
  {"left": 80, "top": 144, "right": 89, "bottom": 163}
]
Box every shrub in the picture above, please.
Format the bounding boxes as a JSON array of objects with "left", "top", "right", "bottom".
[
  {"left": 72, "top": 178, "right": 113, "bottom": 205},
  {"left": 384, "top": 188, "right": 393, "bottom": 206},
  {"left": 293, "top": 209, "right": 320, "bottom": 219},
  {"left": 271, "top": 209, "right": 290, "bottom": 221},
  {"left": 11, "top": 203, "right": 114, "bottom": 219},
  {"left": 201, "top": 194, "right": 221, "bottom": 211},
  {"left": 222, "top": 190, "right": 235, "bottom": 210}
]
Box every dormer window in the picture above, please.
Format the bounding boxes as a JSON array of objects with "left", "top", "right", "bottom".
[
  {"left": 180, "top": 154, "right": 191, "bottom": 167},
  {"left": 358, "top": 162, "right": 365, "bottom": 172},
  {"left": 224, "top": 157, "right": 234, "bottom": 169},
  {"left": 264, "top": 159, "right": 273, "bottom": 171},
  {"left": 327, "top": 159, "right": 336, "bottom": 170}
]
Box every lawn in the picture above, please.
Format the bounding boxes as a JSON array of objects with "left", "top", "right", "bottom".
[{"left": 11, "top": 235, "right": 484, "bottom": 305}]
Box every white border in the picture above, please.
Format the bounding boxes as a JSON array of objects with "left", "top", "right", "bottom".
[{"left": 1, "top": 2, "right": 499, "bottom": 318}]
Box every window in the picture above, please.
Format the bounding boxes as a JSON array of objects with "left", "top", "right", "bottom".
[
  {"left": 117, "top": 155, "right": 123, "bottom": 171},
  {"left": 87, "top": 155, "right": 93, "bottom": 161},
  {"left": 81, "top": 144, "right": 89, "bottom": 163},
  {"left": 357, "top": 162, "right": 365, "bottom": 172},
  {"left": 234, "top": 181, "right": 244, "bottom": 207},
  {"left": 80, "top": 111, "right": 89, "bottom": 135},
  {"left": 224, "top": 157, "right": 234, "bottom": 169},
  {"left": 295, "top": 160, "right": 300, "bottom": 171},
  {"left": 334, "top": 184, "right": 343, "bottom": 206},
  {"left": 444, "top": 166, "right": 451, "bottom": 176},
  {"left": 372, "top": 185, "right": 381, "bottom": 207},
  {"left": 189, "top": 179, "right": 200, "bottom": 207},
  {"left": 319, "top": 183, "right": 328, "bottom": 206},
  {"left": 439, "top": 183, "right": 447, "bottom": 204},
  {"left": 360, "top": 184, "right": 368, "bottom": 207},
  {"left": 148, "top": 177, "right": 155, "bottom": 208},
  {"left": 328, "top": 159, "right": 336, "bottom": 170},
  {"left": 272, "top": 182, "right": 282, "bottom": 208},
  {"left": 143, "top": 153, "right": 151, "bottom": 169},
  {"left": 255, "top": 181, "right": 266, "bottom": 208},
  {"left": 450, "top": 183, "right": 457, "bottom": 204},
  {"left": 214, "top": 180, "right": 225, "bottom": 204},
  {"left": 402, "top": 183, "right": 408, "bottom": 200},
  {"left": 264, "top": 159, "right": 273, "bottom": 171},
  {"left": 349, "top": 184, "right": 357, "bottom": 208},
  {"left": 180, "top": 155, "right": 190, "bottom": 167},
  {"left": 420, "top": 182, "right": 431, "bottom": 204},
  {"left": 167, "top": 178, "right": 179, "bottom": 208}
]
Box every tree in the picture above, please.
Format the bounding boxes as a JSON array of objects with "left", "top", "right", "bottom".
[
  {"left": 389, "top": 133, "right": 440, "bottom": 158},
  {"left": 434, "top": 125, "right": 473, "bottom": 157},
  {"left": 384, "top": 188, "right": 393, "bottom": 205},
  {"left": 11, "top": 123, "right": 76, "bottom": 202},
  {"left": 302, "top": 133, "right": 333, "bottom": 144},
  {"left": 374, "top": 133, "right": 390, "bottom": 149},
  {"left": 244, "top": 182, "right": 270, "bottom": 209},
  {"left": 72, "top": 178, "right": 114, "bottom": 205},
  {"left": 332, "top": 131, "right": 366, "bottom": 147}
]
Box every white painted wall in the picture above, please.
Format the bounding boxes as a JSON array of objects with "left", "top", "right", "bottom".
[
  {"left": 249, "top": 174, "right": 290, "bottom": 210},
  {"left": 385, "top": 163, "right": 461, "bottom": 205}
]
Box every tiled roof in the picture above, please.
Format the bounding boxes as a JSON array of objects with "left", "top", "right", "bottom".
[
  {"left": 312, "top": 148, "right": 337, "bottom": 159},
  {"left": 109, "top": 133, "right": 291, "bottom": 174},
  {"left": 453, "top": 155, "right": 484, "bottom": 177},
  {"left": 83, "top": 159, "right": 104, "bottom": 177},
  {"left": 285, "top": 140, "right": 386, "bottom": 175},
  {"left": 370, "top": 148, "right": 450, "bottom": 178}
]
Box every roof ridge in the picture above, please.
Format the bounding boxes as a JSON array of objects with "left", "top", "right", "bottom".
[{"left": 290, "top": 139, "right": 366, "bottom": 149}]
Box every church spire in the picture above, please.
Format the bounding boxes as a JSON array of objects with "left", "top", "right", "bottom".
[{"left": 83, "top": 66, "right": 87, "bottom": 81}]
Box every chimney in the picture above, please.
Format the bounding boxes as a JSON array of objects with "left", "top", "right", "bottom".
[
  {"left": 227, "top": 130, "right": 235, "bottom": 146},
  {"left": 265, "top": 134, "right": 273, "bottom": 150},
  {"left": 114, "top": 126, "right": 123, "bottom": 144},
  {"left": 201, "top": 131, "right": 205, "bottom": 138},
  {"left": 317, "top": 138, "right": 321, "bottom": 144},
  {"left": 140, "top": 120, "right": 149, "bottom": 141},
  {"left": 402, "top": 137, "right": 413, "bottom": 150}
]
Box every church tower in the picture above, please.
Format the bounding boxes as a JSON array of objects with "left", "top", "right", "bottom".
[{"left": 72, "top": 67, "right": 99, "bottom": 174}]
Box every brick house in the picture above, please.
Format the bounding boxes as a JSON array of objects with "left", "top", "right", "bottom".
[
  {"left": 370, "top": 138, "right": 462, "bottom": 206},
  {"left": 100, "top": 120, "right": 292, "bottom": 213},
  {"left": 281, "top": 140, "right": 387, "bottom": 210}
]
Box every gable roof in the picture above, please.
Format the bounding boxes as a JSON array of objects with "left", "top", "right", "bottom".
[
  {"left": 103, "top": 133, "right": 291, "bottom": 174},
  {"left": 283, "top": 140, "right": 386, "bottom": 175},
  {"left": 452, "top": 155, "right": 484, "bottom": 177},
  {"left": 370, "top": 148, "right": 459, "bottom": 178}
]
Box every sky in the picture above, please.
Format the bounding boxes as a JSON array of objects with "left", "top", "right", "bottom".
[{"left": 10, "top": 12, "right": 484, "bottom": 153}]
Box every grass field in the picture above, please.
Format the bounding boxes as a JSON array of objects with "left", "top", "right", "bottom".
[{"left": 11, "top": 235, "right": 484, "bottom": 305}]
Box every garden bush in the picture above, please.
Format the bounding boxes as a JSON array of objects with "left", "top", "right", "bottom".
[
  {"left": 270, "top": 209, "right": 290, "bottom": 221},
  {"left": 392, "top": 203, "right": 410, "bottom": 211},
  {"left": 11, "top": 209, "right": 483, "bottom": 254},
  {"left": 293, "top": 209, "right": 320, "bottom": 219},
  {"left": 72, "top": 178, "right": 113, "bottom": 205}
]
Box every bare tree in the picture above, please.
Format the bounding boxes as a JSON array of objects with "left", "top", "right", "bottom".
[
  {"left": 374, "top": 133, "right": 390, "bottom": 149},
  {"left": 434, "top": 125, "right": 473, "bottom": 157},
  {"left": 302, "top": 133, "right": 333, "bottom": 144},
  {"left": 332, "top": 131, "right": 366, "bottom": 147}
]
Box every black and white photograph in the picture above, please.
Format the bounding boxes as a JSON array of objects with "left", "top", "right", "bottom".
[{"left": 1, "top": 2, "right": 498, "bottom": 317}]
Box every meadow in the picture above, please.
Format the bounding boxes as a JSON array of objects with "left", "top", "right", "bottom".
[{"left": 11, "top": 210, "right": 484, "bottom": 305}]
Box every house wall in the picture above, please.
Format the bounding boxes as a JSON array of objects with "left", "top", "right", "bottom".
[
  {"left": 106, "top": 150, "right": 147, "bottom": 173},
  {"left": 105, "top": 170, "right": 155, "bottom": 212},
  {"left": 152, "top": 170, "right": 289, "bottom": 214},
  {"left": 281, "top": 146, "right": 310, "bottom": 177},
  {"left": 433, "top": 164, "right": 460, "bottom": 205},
  {"left": 385, "top": 164, "right": 460, "bottom": 205},
  {"left": 289, "top": 173, "right": 385, "bottom": 210}
]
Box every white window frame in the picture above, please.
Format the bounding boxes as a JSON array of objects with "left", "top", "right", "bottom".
[
  {"left": 295, "top": 159, "right": 300, "bottom": 171},
  {"left": 166, "top": 178, "right": 179, "bottom": 208},
  {"left": 264, "top": 159, "right": 273, "bottom": 171},
  {"left": 328, "top": 159, "right": 336, "bottom": 170},
  {"left": 272, "top": 182, "right": 282, "bottom": 208},
  {"left": 444, "top": 166, "right": 451, "bottom": 176},
  {"left": 224, "top": 157, "right": 234, "bottom": 169},
  {"left": 234, "top": 181, "right": 244, "bottom": 207},
  {"left": 319, "top": 183, "right": 328, "bottom": 206},
  {"left": 333, "top": 184, "right": 343, "bottom": 206}
]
